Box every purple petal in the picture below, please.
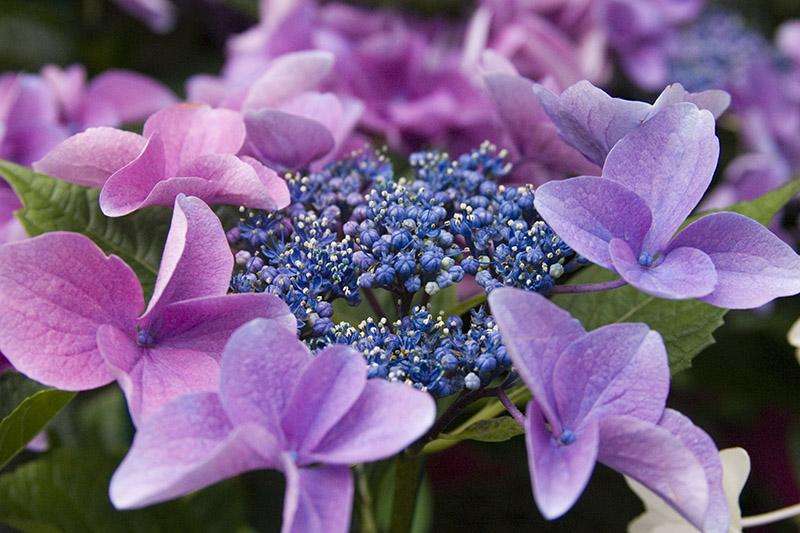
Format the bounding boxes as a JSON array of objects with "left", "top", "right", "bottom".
[
  {"left": 553, "top": 323, "right": 668, "bottom": 428},
  {"left": 243, "top": 51, "right": 335, "bottom": 111},
  {"left": 306, "top": 379, "right": 435, "bottom": 464},
  {"left": 657, "top": 409, "right": 728, "bottom": 533},
  {"left": 245, "top": 109, "right": 335, "bottom": 170},
  {"left": 282, "top": 345, "right": 367, "bottom": 458},
  {"left": 484, "top": 74, "right": 601, "bottom": 176},
  {"left": 40, "top": 64, "right": 86, "bottom": 119},
  {"left": 97, "top": 324, "right": 221, "bottom": 426},
  {"left": 219, "top": 318, "right": 312, "bottom": 439},
  {"left": 281, "top": 460, "right": 353, "bottom": 533},
  {"left": 649, "top": 83, "right": 730, "bottom": 120},
  {"left": 534, "top": 176, "right": 653, "bottom": 269},
  {"left": 598, "top": 415, "right": 710, "bottom": 531},
  {"left": 142, "top": 104, "right": 246, "bottom": 175},
  {"left": 608, "top": 239, "right": 718, "bottom": 300},
  {"left": 110, "top": 393, "right": 273, "bottom": 509},
  {"left": 143, "top": 195, "right": 233, "bottom": 316},
  {"left": 33, "top": 127, "right": 146, "bottom": 188},
  {"left": 112, "top": 0, "right": 176, "bottom": 33},
  {"left": 82, "top": 70, "right": 176, "bottom": 127},
  {"left": 0, "top": 232, "right": 143, "bottom": 389},
  {"left": 532, "top": 81, "right": 651, "bottom": 166},
  {"left": 669, "top": 212, "right": 800, "bottom": 308},
  {"left": 488, "top": 288, "right": 585, "bottom": 425},
  {"left": 602, "top": 103, "right": 719, "bottom": 252},
  {"left": 525, "top": 401, "right": 599, "bottom": 520}
]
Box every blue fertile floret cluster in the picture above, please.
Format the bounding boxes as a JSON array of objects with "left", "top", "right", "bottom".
[{"left": 227, "top": 144, "right": 574, "bottom": 395}]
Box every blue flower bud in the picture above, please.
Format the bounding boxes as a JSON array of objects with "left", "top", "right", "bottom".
[
  {"left": 375, "top": 264, "right": 397, "bottom": 287},
  {"left": 316, "top": 301, "right": 334, "bottom": 318},
  {"left": 357, "top": 272, "right": 375, "bottom": 289}
]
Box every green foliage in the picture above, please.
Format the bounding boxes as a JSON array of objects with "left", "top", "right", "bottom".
[
  {"left": 552, "top": 179, "right": 800, "bottom": 374},
  {"left": 0, "top": 377, "right": 75, "bottom": 469},
  {"left": 0, "top": 448, "right": 250, "bottom": 533},
  {"left": 685, "top": 179, "right": 800, "bottom": 227},
  {"left": 552, "top": 268, "right": 725, "bottom": 373},
  {"left": 440, "top": 416, "right": 525, "bottom": 443},
  {"left": 0, "top": 160, "right": 170, "bottom": 298}
]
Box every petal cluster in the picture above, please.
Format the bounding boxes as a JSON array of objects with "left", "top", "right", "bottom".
[
  {"left": 489, "top": 288, "right": 728, "bottom": 531},
  {"left": 109, "top": 318, "right": 436, "bottom": 533},
  {"left": 35, "top": 103, "right": 290, "bottom": 217},
  {"left": 534, "top": 98, "right": 800, "bottom": 308},
  {"left": 0, "top": 195, "right": 293, "bottom": 423}
]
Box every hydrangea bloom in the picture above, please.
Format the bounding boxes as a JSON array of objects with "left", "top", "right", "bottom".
[
  {"left": 0, "top": 65, "right": 175, "bottom": 166},
  {"left": 535, "top": 101, "right": 800, "bottom": 307},
  {"left": 0, "top": 194, "right": 294, "bottom": 423},
  {"left": 489, "top": 288, "right": 727, "bottom": 531},
  {"left": 626, "top": 448, "right": 751, "bottom": 533},
  {"left": 34, "top": 103, "right": 290, "bottom": 217},
  {"left": 109, "top": 317, "right": 436, "bottom": 533}
]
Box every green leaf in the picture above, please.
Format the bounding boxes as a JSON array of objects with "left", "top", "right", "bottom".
[
  {"left": 551, "top": 180, "right": 800, "bottom": 374},
  {"left": 0, "top": 160, "right": 171, "bottom": 297},
  {"left": 440, "top": 416, "right": 525, "bottom": 443},
  {"left": 0, "top": 448, "right": 250, "bottom": 533},
  {"left": 0, "top": 386, "right": 75, "bottom": 469},
  {"left": 0, "top": 373, "right": 45, "bottom": 421},
  {"left": 552, "top": 267, "right": 725, "bottom": 374},
  {"left": 687, "top": 179, "right": 800, "bottom": 226}
]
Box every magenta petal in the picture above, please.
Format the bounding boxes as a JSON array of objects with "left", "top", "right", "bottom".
[
  {"left": 153, "top": 293, "right": 296, "bottom": 352},
  {"left": 33, "top": 127, "right": 146, "bottom": 188},
  {"left": 110, "top": 393, "right": 274, "bottom": 509},
  {"left": 281, "top": 460, "right": 353, "bottom": 533},
  {"left": 534, "top": 176, "right": 653, "bottom": 269},
  {"left": 658, "top": 409, "right": 729, "bottom": 533},
  {"left": 488, "top": 288, "right": 585, "bottom": 426},
  {"left": 106, "top": 153, "right": 289, "bottom": 214},
  {"left": 144, "top": 195, "right": 233, "bottom": 316},
  {"left": 105, "top": 293, "right": 295, "bottom": 424},
  {"left": 532, "top": 81, "right": 651, "bottom": 166},
  {"left": 97, "top": 324, "right": 221, "bottom": 425},
  {"left": 553, "top": 324, "right": 668, "bottom": 428},
  {"left": 603, "top": 103, "right": 719, "bottom": 252},
  {"left": 241, "top": 156, "right": 291, "bottom": 209},
  {"left": 243, "top": 51, "right": 335, "bottom": 111},
  {"left": 0, "top": 232, "right": 143, "bottom": 389},
  {"left": 598, "top": 415, "right": 711, "bottom": 533},
  {"left": 245, "top": 109, "right": 335, "bottom": 170},
  {"left": 142, "top": 104, "right": 246, "bottom": 175},
  {"left": 609, "top": 239, "right": 718, "bottom": 300},
  {"left": 82, "top": 70, "right": 176, "bottom": 127},
  {"left": 219, "top": 318, "right": 311, "bottom": 438},
  {"left": 282, "top": 345, "right": 367, "bottom": 457},
  {"left": 99, "top": 133, "right": 168, "bottom": 216},
  {"left": 307, "top": 379, "right": 435, "bottom": 464},
  {"left": 669, "top": 212, "right": 800, "bottom": 308},
  {"left": 525, "top": 401, "right": 599, "bottom": 520}
]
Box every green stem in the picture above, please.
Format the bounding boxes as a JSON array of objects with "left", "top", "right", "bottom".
[
  {"left": 445, "top": 292, "right": 487, "bottom": 317},
  {"left": 389, "top": 455, "right": 424, "bottom": 533},
  {"left": 355, "top": 465, "right": 379, "bottom": 533}
]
